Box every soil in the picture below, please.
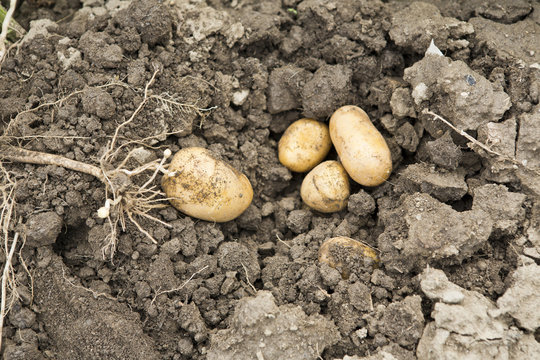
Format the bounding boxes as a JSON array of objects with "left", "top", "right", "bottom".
[{"left": 0, "top": 0, "right": 539, "bottom": 359}]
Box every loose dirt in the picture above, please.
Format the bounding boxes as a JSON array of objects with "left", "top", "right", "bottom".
[{"left": 0, "top": 0, "right": 539, "bottom": 359}]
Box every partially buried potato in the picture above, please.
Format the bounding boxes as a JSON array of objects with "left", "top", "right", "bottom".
[
  {"left": 278, "top": 118, "right": 332, "bottom": 172},
  {"left": 330, "top": 105, "right": 392, "bottom": 186},
  {"left": 300, "top": 160, "right": 350, "bottom": 213},
  {"left": 319, "top": 236, "right": 379, "bottom": 279},
  {"left": 162, "top": 147, "right": 253, "bottom": 222}
]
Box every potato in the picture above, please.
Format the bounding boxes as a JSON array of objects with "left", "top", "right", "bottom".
[
  {"left": 278, "top": 118, "right": 332, "bottom": 172},
  {"left": 161, "top": 147, "right": 253, "bottom": 222},
  {"left": 329, "top": 105, "right": 392, "bottom": 186},
  {"left": 319, "top": 236, "right": 379, "bottom": 279},
  {"left": 300, "top": 160, "right": 350, "bottom": 213}
]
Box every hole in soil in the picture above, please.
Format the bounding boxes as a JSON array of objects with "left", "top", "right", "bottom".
[
  {"left": 53, "top": 222, "right": 89, "bottom": 261},
  {"left": 27, "top": 119, "right": 41, "bottom": 129},
  {"left": 253, "top": 278, "right": 264, "bottom": 290},
  {"left": 325, "top": 288, "right": 334, "bottom": 296},
  {"left": 498, "top": 267, "right": 510, "bottom": 282},
  {"left": 449, "top": 194, "right": 473, "bottom": 212},
  {"left": 421, "top": 297, "right": 435, "bottom": 322}
]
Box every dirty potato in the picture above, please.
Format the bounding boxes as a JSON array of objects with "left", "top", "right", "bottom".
[
  {"left": 162, "top": 147, "right": 253, "bottom": 222},
  {"left": 278, "top": 118, "right": 332, "bottom": 172},
  {"left": 319, "top": 236, "right": 379, "bottom": 278},
  {"left": 300, "top": 160, "right": 350, "bottom": 213},
  {"left": 330, "top": 105, "right": 392, "bottom": 186}
]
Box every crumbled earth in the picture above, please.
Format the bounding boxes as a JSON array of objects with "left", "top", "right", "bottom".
[
  {"left": 377, "top": 192, "right": 493, "bottom": 273},
  {"left": 207, "top": 290, "right": 340, "bottom": 359},
  {"left": 403, "top": 52, "right": 512, "bottom": 136},
  {"left": 0, "top": 0, "right": 539, "bottom": 359},
  {"left": 396, "top": 163, "right": 468, "bottom": 202},
  {"left": 417, "top": 267, "right": 540, "bottom": 359}
]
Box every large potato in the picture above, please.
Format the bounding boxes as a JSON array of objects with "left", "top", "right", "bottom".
[
  {"left": 161, "top": 147, "right": 253, "bottom": 222},
  {"left": 278, "top": 118, "right": 332, "bottom": 172},
  {"left": 329, "top": 105, "right": 392, "bottom": 186},
  {"left": 300, "top": 160, "right": 350, "bottom": 213}
]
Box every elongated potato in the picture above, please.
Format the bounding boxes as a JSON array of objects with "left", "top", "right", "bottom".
[
  {"left": 161, "top": 147, "right": 253, "bottom": 222},
  {"left": 278, "top": 118, "right": 332, "bottom": 172},
  {"left": 319, "top": 236, "right": 379, "bottom": 278},
  {"left": 300, "top": 160, "right": 350, "bottom": 213},
  {"left": 329, "top": 105, "right": 392, "bottom": 186}
]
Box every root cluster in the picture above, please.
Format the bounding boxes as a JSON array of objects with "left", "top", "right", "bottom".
[{"left": 0, "top": 66, "right": 210, "bottom": 260}]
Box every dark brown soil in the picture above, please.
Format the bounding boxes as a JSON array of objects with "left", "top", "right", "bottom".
[{"left": 0, "top": 0, "right": 539, "bottom": 359}]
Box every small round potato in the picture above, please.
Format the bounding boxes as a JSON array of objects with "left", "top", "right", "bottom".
[
  {"left": 300, "top": 160, "right": 350, "bottom": 213},
  {"left": 329, "top": 105, "right": 392, "bottom": 186},
  {"left": 161, "top": 147, "right": 253, "bottom": 222},
  {"left": 319, "top": 236, "right": 379, "bottom": 279},
  {"left": 278, "top": 118, "right": 332, "bottom": 172}
]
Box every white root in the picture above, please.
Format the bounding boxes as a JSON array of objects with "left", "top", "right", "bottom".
[
  {"left": 0, "top": 166, "right": 21, "bottom": 351},
  {"left": 0, "top": 0, "right": 18, "bottom": 65},
  {"left": 0, "top": 65, "right": 214, "bottom": 260}
]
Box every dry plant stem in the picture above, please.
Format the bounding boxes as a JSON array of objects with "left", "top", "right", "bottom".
[
  {"left": 275, "top": 233, "right": 291, "bottom": 248},
  {"left": 0, "top": 232, "right": 19, "bottom": 349},
  {"left": 17, "top": 236, "right": 32, "bottom": 304},
  {"left": 1, "top": 145, "right": 104, "bottom": 181},
  {"left": 241, "top": 262, "right": 257, "bottom": 293},
  {"left": 424, "top": 110, "right": 504, "bottom": 157},
  {"left": 0, "top": 233, "right": 17, "bottom": 348},
  {"left": 0, "top": 167, "right": 18, "bottom": 351},
  {"left": 0, "top": 0, "right": 18, "bottom": 64},
  {"left": 424, "top": 109, "right": 540, "bottom": 176}
]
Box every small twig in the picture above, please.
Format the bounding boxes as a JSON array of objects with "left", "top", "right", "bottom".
[
  {"left": 241, "top": 262, "right": 257, "bottom": 293},
  {"left": 0, "top": 166, "right": 22, "bottom": 351},
  {"left": 424, "top": 109, "right": 540, "bottom": 176},
  {"left": 151, "top": 265, "right": 209, "bottom": 305},
  {"left": 310, "top": 281, "right": 330, "bottom": 299},
  {"left": 424, "top": 110, "right": 505, "bottom": 158},
  {"left": 17, "top": 235, "right": 33, "bottom": 305},
  {"left": 0, "top": 145, "right": 104, "bottom": 180},
  {"left": 0, "top": 232, "right": 17, "bottom": 350},
  {"left": 276, "top": 233, "right": 291, "bottom": 248}
]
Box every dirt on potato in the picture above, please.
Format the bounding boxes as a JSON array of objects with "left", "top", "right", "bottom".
[{"left": 0, "top": 0, "right": 539, "bottom": 359}]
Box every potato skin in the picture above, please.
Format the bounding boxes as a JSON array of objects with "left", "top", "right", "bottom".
[
  {"left": 319, "top": 236, "right": 379, "bottom": 278},
  {"left": 161, "top": 147, "right": 253, "bottom": 222},
  {"left": 329, "top": 105, "right": 392, "bottom": 186},
  {"left": 278, "top": 119, "right": 332, "bottom": 172},
  {"left": 300, "top": 160, "right": 350, "bottom": 213}
]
